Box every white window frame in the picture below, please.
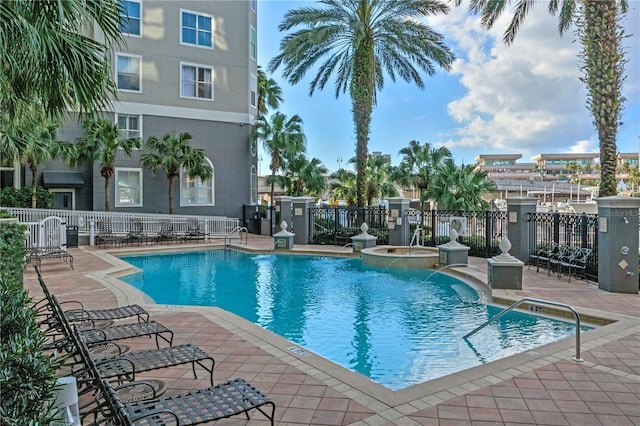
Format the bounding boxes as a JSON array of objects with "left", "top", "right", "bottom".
[
  {"left": 180, "top": 9, "right": 214, "bottom": 49},
  {"left": 116, "top": 53, "right": 142, "bottom": 93},
  {"left": 250, "top": 73, "right": 257, "bottom": 109},
  {"left": 250, "top": 165, "right": 257, "bottom": 205},
  {"left": 115, "top": 113, "right": 142, "bottom": 140},
  {"left": 180, "top": 62, "right": 214, "bottom": 101},
  {"left": 119, "top": 0, "right": 142, "bottom": 37},
  {"left": 180, "top": 158, "right": 215, "bottom": 206},
  {"left": 115, "top": 167, "right": 143, "bottom": 207},
  {"left": 249, "top": 26, "right": 257, "bottom": 61}
]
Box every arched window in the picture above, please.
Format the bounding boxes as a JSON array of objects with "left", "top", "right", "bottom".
[
  {"left": 180, "top": 158, "right": 214, "bottom": 206},
  {"left": 250, "top": 165, "right": 257, "bottom": 205}
]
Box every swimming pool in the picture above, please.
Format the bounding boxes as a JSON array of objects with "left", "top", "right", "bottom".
[{"left": 120, "top": 250, "right": 589, "bottom": 390}]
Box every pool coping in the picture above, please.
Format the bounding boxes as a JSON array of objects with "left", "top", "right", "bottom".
[{"left": 88, "top": 244, "right": 640, "bottom": 413}]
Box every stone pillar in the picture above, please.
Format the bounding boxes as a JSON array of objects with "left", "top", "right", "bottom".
[
  {"left": 487, "top": 237, "right": 524, "bottom": 290},
  {"left": 596, "top": 196, "right": 640, "bottom": 293},
  {"left": 292, "top": 197, "right": 315, "bottom": 245},
  {"left": 274, "top": 196, "right": 292, "bottom": 237},
  {"left": 387, "top": 197, "right": 411, "bottom": 246},
  {"left": 506, "top": 197, "right": 538, "bottom": 263},
  {"left": 351, "top": 223, "right": 377, "bottom": 253}
]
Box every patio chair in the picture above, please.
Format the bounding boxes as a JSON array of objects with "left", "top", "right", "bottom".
[
  {"left": 49, "top": 294, "right": 173, "bottom": 349},
  {"left": 559, "top": 247, "right": 592, "bottom": 282},
  {"left": 547, "top": 244, "right": 575, "bottom": 276},
  {"left": 156, "top": 219, "right": 179, "bottom": 243},
  {"left": 183, "top": 218, "right": 205, "bottom": 241},
  {"left": 125, "top": 218, "right": 150, "bottom": 246},
  {"left": 528, "top": 243, "right": 558, "bottom": 273},
  {"left": 96, "top": 219, "right": 125, "bottom": 247},
  {"left": 99, "top": 377, "right": 276, "bottom": 426},
  {"left": 35, "top": 266, "right": 149, "bottom": 328},
  {"left": 26, "top": 244, "right": 74, "bottom": 270}
]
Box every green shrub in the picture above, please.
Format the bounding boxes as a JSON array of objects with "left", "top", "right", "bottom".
[
  {"left": 0, "top": 186, "right": 53, "bottom": 209},
  {"left": 0, "top": 222, "right": 59, "bottom": 425}
]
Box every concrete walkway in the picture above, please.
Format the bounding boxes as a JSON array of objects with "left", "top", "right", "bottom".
[{"left": 25, "top": 236, "right": 639, "bottom": 425}]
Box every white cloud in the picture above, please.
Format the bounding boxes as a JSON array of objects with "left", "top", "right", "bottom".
[{"left": 427, "top": 1, "right": 635, "bottom": 158}]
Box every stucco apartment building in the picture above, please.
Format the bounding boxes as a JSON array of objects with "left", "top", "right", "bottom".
[{"left": 11, "top": 0, "right": 259, "bottom": 218}]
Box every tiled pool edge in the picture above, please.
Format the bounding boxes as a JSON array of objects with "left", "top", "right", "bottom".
[{"left": 86, "top": 246, "right": 640, "bottom": 420}]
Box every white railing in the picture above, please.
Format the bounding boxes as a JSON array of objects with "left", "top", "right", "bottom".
[{"left": 5, "top": 208, "right": 240, "bottom": 244}]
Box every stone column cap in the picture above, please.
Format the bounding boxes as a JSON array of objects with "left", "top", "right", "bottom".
[{"left": 596, "top": 195, "right": 640, "bottom": 209}]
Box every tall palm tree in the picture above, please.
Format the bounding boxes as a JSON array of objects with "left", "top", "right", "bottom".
[
  {"left": 395, "top": 140, "right": 452, "bottom": 204},
  {"left": 141, "top": 132, "right": 212, "bottom": 214},
  {"left": 63, "top": 119, "right": 141, "bottom": 212},
  {"left": 0, "top": 0, "right": 123, "bottom": 120},
  {"left": 252, "top": 112, "right": 306, "bottom": 204},
  {"left": 257, "top": 66, "right": 284, "bottom": 116},
  {"left": 22, "top": 120, "right": 63, "bottom": 208},
  {"left": 329, "top": 168, "right": 358, "bottom": 206},
  {"left": 427, "top": 159, "right": 497, "bottom": 210},
  {"left": 269, "top": 0, "right": 455, "bottom": 208},
  {"left": 457, "top": 0, "right": 628, "bottom": 197}
]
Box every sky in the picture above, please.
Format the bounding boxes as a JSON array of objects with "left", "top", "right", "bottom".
[{"left": 256, "top": 0, "right": 639, "bottom": 174}]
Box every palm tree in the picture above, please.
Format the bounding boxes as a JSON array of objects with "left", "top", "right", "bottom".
[
  {"left": 0, "top": 0, "right": 123, "bottom": 119},
  {"left": 281, "top": 154, "right": 328, "bottom": 197},
  {"left": 365, "top": 155, "right": 398, "bottom": 206},
  {"left": 257, "top": 66, "right": 284, "bottom": 116},
  {"left": 22, "top": 120, "right": 63, "bottom": 208},
  {"left": 141, "top": 132, "right": 212, "bottom": 214},
  {"left": 269, "top": 0, "right": 455, "bottom": 208},
  {"left": 252, "top": 112, "right": 306, "bottom": 204},
  {"left": 395, "top": 140, "right": 452, "bottom": 204},
  {"left": 456, "top": 0, "right": 628, "bottom": 197},
  {"left": 64, "top": 119, "right": 141, "bottom": 212},
  {"left": 427, "top": 159, "right": 497, "bottom": 210},
  {"left": 329, "top": 168, "right": 358, "bottom": 206}
]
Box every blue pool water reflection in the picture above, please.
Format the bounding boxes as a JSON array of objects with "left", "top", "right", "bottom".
[{"left": 120, "top": 250, "right": 589, "bottom": 390}]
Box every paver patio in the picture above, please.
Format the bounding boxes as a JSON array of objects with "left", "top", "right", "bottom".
[{"left": 25, "top": 235, "right": 639, "bottom": 425}]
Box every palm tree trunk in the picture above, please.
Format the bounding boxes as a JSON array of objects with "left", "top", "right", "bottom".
[
  {"left": 104, "top": 177, "right": 110, "bottom": 211},
  {"left": 351, "top": 38, "right": 375, "bottom": 209},
  {"left": 30, "top": 166, "right": 37, "bottom": 209},
  {"left": 583, "top": 0, "right": 623, "bottom": 197},
  {"left": 168, "top": 176, "right": 174, "bottom": 214}
]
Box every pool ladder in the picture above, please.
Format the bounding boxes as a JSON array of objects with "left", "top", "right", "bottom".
[{"left": 463, "top": 297, "right": 583, "bottom": 362}]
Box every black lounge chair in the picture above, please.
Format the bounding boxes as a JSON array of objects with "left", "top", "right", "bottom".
[
  {"left": 100, "top": 377, "right": 276, "bottom": 425},
  {"left": 49, "top": 294, "right": 173, "bottom": 349},
  {"left": 125, "top": 218, "right": 151, "bottom": 246},
  {"left": 91, "top": 341, "right": 215, "bottom": 386},
  {"left": 26, "top": 244, "right": 74, "bottom": 270},
  {"left": 559, "top": 247, "right": 592, "bottom": 282},
  {"left": 183, "top": 218, "right": 205, "bottom": 241},
  {"left": 156, "top": 219, "right": 179, "bottom": 243},
  {"left": 35, "top": 266, "right": 149, "bottom": 328},
  {"left": 96, "top": 219, "right": 126, "bottom": 247}
]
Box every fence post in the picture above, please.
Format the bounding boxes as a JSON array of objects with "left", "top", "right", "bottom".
[
  {"left": 596, "top": 196, "right": 640, "bottom": 293},
  {"left": 274, "top": 196, "right": 292, "bottom": 236},
  {"left": 506, "top": 197, "right": 538, "bottom": 263},
  {"left": 292, "top": 197, "right": 315, "bottom": 245},
  {"left": 387, "top": 197, "right": 411, "bottom": 246},
  {"left": 485, "top": 211, "right": 492, "bottom": 258}
]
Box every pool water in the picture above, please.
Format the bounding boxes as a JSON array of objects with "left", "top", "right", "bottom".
[{"left": 120, "top": 250, "right": 589, "bottom": 390}]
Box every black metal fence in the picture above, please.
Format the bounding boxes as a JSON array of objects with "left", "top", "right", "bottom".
[
  {"left": 405, "top": 209, "right": 509, "bottom": 258},
  {"left": 309, "top": 206, "right": 389, "bottom": 245},
  {"left": 527, "top": 212, "right": 599, "bottom": 281}
]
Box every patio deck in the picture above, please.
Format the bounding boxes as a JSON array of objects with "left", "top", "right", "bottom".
[{"left": 25, "top": 235, "right": 639, "bottom": 425}]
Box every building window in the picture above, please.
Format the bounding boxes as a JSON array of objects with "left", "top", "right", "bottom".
[
  {"left": 250, "top": 165, "right": 257, "bottom": 205},
  {"left": 181, "top": 10, "right": 213, "bottom": 48},
  {"left": 180, "top": 63, "right": 213, "bottom": 100},
  {"left": 119, "top": 0, "right": 141, "bottom": 36},
  {"left": 250, "top": 26, "right": 257, "bottom": 60},
  {"left": 115, "top": 168, "right": 143, "bottom": 207},
  {"left": 250, "top": 73, "right": 257, "bottom": 109},
  {"left": 116, "top": 54, "right": 141, "bottom": 92},
  {"left": 250, "top": 0, "right": 256, "bottom": 12},
  {"left": 180, "top": 159, "right": 214, "bottom": 206},
  {"left": 116, "top": 114, "right": 141, "bottom": 139}
]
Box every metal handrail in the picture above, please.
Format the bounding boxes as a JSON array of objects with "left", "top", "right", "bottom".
[{"left": 463, "top": 297, "right": 583, "bottom": 362}]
